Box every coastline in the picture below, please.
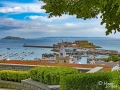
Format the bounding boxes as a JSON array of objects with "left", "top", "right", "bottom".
[{"left": 0, "top": 37, "right": 120, "bottom": 61}]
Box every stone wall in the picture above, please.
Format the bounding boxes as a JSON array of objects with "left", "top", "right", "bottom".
[
  {"left": 21, "top": 78, "right": 60, "bottom": 90},
  {"left": 0, "top": 79, "right": 60, "bottom": 90},
  {"left": 0, "top": 80, "right": 21, "bottom": 90},
  {"left": 0, "top": 63, "right": 36, "bottom": 71},
  {"left": 76, "top": 68, "right": 91, "bottom": 73},
  {"left": 0, "top": 63, "right": 93, "bottom": 73},
  {"left": 87, "top": 67, "right": 103, "bottom": 73}
]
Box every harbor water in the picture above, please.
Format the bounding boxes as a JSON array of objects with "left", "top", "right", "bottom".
[{"left": 0, "top": 37, "right": 120, "bottom": 64}]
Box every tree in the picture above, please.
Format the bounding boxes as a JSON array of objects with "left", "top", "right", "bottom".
[
  {"left": 39, "top": 0, "right": 120, "bottom": 35},
  {"left": 104, "top": 55, "right": 120, "bottom": 62}
]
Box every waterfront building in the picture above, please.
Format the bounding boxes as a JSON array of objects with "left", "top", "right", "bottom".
[
  {"left": 56, "top": 38, "right": 70, "bottom": 63},
  {"left": 56, "top": 38, "right": 77, "bottom": 64}
]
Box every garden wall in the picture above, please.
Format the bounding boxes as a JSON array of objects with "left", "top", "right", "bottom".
[
  {"left": 0, "top": 79, "right": 60, "bottom": 90},
  {"left": 21, "top": 78, "right": 60, "bottom": 90},
  {"left": 0, "top": 63, "right": 35, "bottom": 71},
  {"left": 0, "top": 63, "right": 91, "bottom": 72},
  {"left": 0, "top": 80, "right": 21, "bottom": 90}
]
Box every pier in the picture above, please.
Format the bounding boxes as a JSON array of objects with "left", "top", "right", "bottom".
[
  {"left": 23, "top": 43, "right": 56, "bottom": 48},
  {"left": 23, "top": 45, "right": 54, "bottom": 48}
]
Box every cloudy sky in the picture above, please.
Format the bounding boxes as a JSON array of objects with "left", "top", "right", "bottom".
[{"left": 0, "top": 0, "right": 120, "bottom": 38}]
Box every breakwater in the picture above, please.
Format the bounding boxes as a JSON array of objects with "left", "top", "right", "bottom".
[
  {"left": 23, "top": 45, "right": 54, "bottom": 48},
  {"left": 23, "top": 43, "right": 57, "bottom": 48}
]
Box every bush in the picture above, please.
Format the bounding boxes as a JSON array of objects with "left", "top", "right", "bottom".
[
  {"left": 60, "top": 71, "right": 120, "bottom": 90},
  {"left": 112, "top": 70, "right": 120, "bottom": 86},
  {"left": 104, "top": 58, "right": 110, "bottom": 62},
  {"left": 0, "top": 70, "right": 30, "bottom": 82},
  {"left": 104, "top": 55, "right": 120, "bottom": 62},
  {"left": 30, "top": 66, "right": 78, "bottom": 85}
]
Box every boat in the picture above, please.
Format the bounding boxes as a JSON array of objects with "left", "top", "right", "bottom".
[{"left": 7, "top": 48, "right": 10, "bottom": 50}]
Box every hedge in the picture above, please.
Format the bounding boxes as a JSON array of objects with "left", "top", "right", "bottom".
[
  {"left": 30, "top": 66, "right": 78, "bottom": 85},
  {"left": 60, "top": 71, "right": 120, "bottom": 90},
  {"left": 0, "top": 70, "right": 30, "bottom": 82}
]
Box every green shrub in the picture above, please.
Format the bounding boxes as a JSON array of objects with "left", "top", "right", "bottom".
[
  {"left": 112, "top": 70, "right": 120, "bottom": 86},
  {"left": 0, "top": 70, "right": 30, "bottom": 82},
  {"left": 30, "top": 66, "right": 78, "bottom": 85},
  {"left": 60, "top": 71, "right": 120, "bottom": 90},
  {"left": 104, "top": 58, "right": 110, "bottom": 62},
  {"left": 104, "top": 55, "right": 120, "bottom": 62}
]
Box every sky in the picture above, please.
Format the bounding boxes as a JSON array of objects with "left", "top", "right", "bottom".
[{"left": 0, "top": 0, "right": 120, "bottom": 38}]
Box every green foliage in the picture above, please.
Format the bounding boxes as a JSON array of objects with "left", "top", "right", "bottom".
[
  {"left": 60, "top": 71, "right": 120, "bottom": 90},
  {"left": 99, "top": 0, "right": 120, "bottom": 35},
  {"left": 30, "top": 66, "right": 78, "bottom": 85},
  {"left": 104, "top": 58, "right": 110, "bottom": 62},
  {"left": 112, "top": 70, "right": 120, "bottom": 86},
  {"left": 104, "top": 55, "right": 120, "bottom": 62},
  {"left": 0, "top": 70, "right": 30, "bottom": 82},
  {"left": 39, "top": 0, "right": 120, "bottom": 35}
]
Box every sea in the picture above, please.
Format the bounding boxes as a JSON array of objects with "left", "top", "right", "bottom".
[{"left": 0, "top": 37, "right": 120, "bottom": 64}]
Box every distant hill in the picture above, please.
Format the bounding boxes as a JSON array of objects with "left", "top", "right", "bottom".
[{"left": 2, "top": 36, "right": 25, "bottom": 40}]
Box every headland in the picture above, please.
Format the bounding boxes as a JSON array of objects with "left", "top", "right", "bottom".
[{"left": 2, "top": 36, "right": 25, "bottom": 40}]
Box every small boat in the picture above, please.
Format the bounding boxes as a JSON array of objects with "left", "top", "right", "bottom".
[
  {"left": 31, "top": 52, "right": 34, "bottom": 54},
  {"left": 7, "top": 48, "right": 10, "bottom": 50}
]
